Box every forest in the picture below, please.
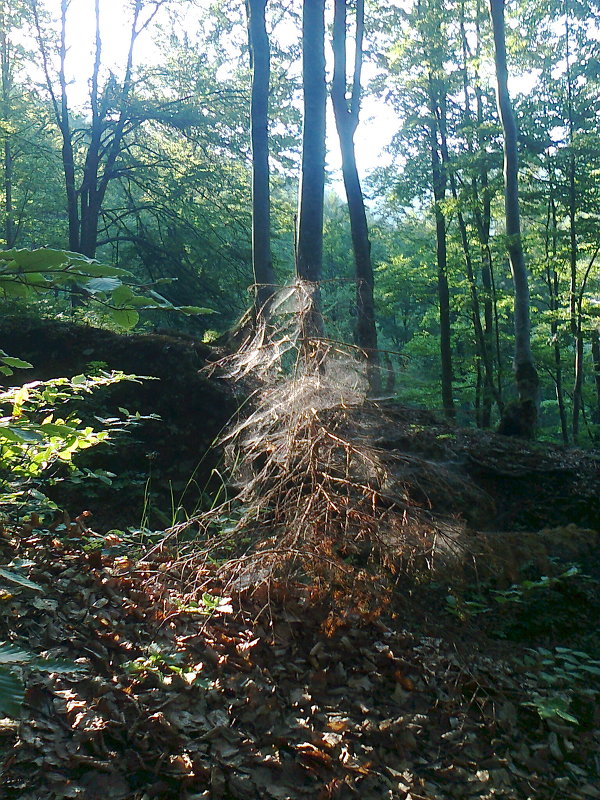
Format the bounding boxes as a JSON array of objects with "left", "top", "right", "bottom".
[{"left": 0, "top": 0, "right": 599, "bottom": 798}]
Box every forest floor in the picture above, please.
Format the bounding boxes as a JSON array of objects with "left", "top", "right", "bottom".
[{"left": 1, "top": 321, "right": 599, "bottom": 800}]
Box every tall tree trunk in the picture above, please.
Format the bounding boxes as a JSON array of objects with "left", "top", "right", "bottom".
[
  {"left": 31, "top": 0, "right": 79, "bottom": 251},
  {"left": 79, "top": 0, "right": 102, "bottom": 258},
  {"left": 545, "top": 165, "right": 569, "bottom": 444},
  {"left": 331, "top": 0, "right": 380, "bottom": 393},
  {"left": 0, "top": 0, "right": 15, "bottom": 247},
  {"left": 436, "top": 88, "right": 501, "bottom": 421},
  {"left": 428, "top": 82, "right": 454, "bottom": 420},
  {"left": 296, "top": 0, "right": 326, "bottom": 341},
  {"left": 592, "top": 328, "right": 600, "bottom": 433},
  {"left": 564, "top": 4, "right": 583, "bottom": 442},
  {"left": 489, "top": 0, "right": 539, "bottom": 436},
  {"left": 469, "top": 0, "right": 503, "bottom": 423},
  {"left": 247, "top": 0, "right": 276, "bottom": 316}
]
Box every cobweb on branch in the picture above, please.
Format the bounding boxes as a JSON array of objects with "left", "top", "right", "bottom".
[{"left": 172, "top": 281, "right": 470, "bottom": 611}]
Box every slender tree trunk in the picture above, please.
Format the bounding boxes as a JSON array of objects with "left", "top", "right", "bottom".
[
  {"left": 58, "top": 0, "right": 79, "bottom": 252},
  {"left": 247, "top": 0, "right": 276, "bottom": 316},
  {"left": 0, "top": 0, "right": 15, "bottom": 247},
  {"left": 428, "top": 83, "right": 454, "bottom": 419},
  {"left": 79, "top": 0, "right": 102, "bottom": 258},
  {"left": 32, "top": 0, "right": 79, "bottom": 251},
  {"left": 564, "top": 5, "right": 583, "bottom": 442},
  {"left": 592, "top": 328, "right": 600, "bottom": 431},
  {"left": 472, "top": 0, "right": 502, "bottom": 422},
  {"left": 436, "top": 90, "right": 501, "bottom": 421},
  {"left": 296, "top": 0, "right": 326, "bottom": 340},
  {"left": 545, "top": 168, "right": 569, "bottom": 444},
  {"left": 331, "top": 0, "right": 380, "bottom": 392},
  {"left": 489, "top": 0, "right": 539, "bottom": 435}
]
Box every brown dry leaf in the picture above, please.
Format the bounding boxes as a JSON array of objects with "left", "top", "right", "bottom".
[{"left": 296, "top": 742, "right": 334, "bottom": 767}]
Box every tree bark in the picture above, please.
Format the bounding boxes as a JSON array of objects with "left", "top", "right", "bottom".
[
  {"left": 296, "top": 0, "right": 326, "bottom": 340},
  {"left": 545, "top": 168, "right": 569, "bottom": 444},
  {"left": 331, "top": 0, "right": 380, "bottom": 393},
  {"left": 564, "top": 5, "right": 583, "bottom": 442},
  {"left": 436, "top": 88, "right": 501, "bottom": 421},
  {"left": 247, "top": 0, "right": 276, "bottom": 316},
  {"left": 427, "top": 80, "right": 454, "bottom": 420},
  {"left": 489, "top": 0, "right": 539, "bottom": 435},
  {"left": 592, "top": 328, "right": 600, "bottom": 431},
  {"left": 0, "top": 0, "right": 15, "bottom": 246}
]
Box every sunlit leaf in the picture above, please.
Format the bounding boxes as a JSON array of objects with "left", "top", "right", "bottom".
[
  {"left": 111, "top": 308, "right": 139, "bottom": 329},
  {"left": 85, "top": 277, "right": 123, "bottom": 294},
  {"left": 1, "top": 357, "right": 33, "bottom": 370}
]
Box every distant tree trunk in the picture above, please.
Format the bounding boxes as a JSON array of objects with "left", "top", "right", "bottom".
[
  {"left": 564, "top": 6, "right": 583, "bottom": 443},
  {"left": 331, "top": 0, "right": 380, "bottom": 393},
  {"left": 32, "top": 0, "right": 79, "bottom": 251},
  {"left": 247, "top": 0, "right": 276, "bottom": 316},
  {"left": 489, "top": 0, "right": 539, "bottom": 436},
  {"left": 296, "top": 0, "right": 326, "bottom": 341},
  {"left": 463, "top": 0, "right": 503, "bottom": 425},
  {"left": 545, "top": 169, "right": 569, "bottom": 444},
  {"left": 428, "top": 81, "right": 454, "bottom": 420},
  {"left": 0, "top": 0, "right": 15, "bottom": 247},
  {"left": 592, "top": 328, "right": 600, "bottom": 432},
  {"left": 436, "top": 90, "right": 501, "bottom": 422}
]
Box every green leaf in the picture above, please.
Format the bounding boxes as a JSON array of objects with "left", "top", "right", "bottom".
[
  {"left": 38, "top": 422, "right": 78, "bottom": 436},
  {"left": 1, "top": 357, "right": 33, "bottom": 370},
  {"left": 29, "top": 658, "right": 86, "bottom": 674},
  {"left": 0, "top": 426, "right": 43, "bottom": 444},
  {"left": 111, "top": 285, "right": 135, "bottom": 305},
  {"left": 0, "top": 642, "right": 34, "bottom": 664},
  {"left": 3, "top": 247, "right": 69, "bottom": 270},
  {"left": 0, "top": 667, "right": 24, "bottom": 718},
  {"left": 69, "top": 262, "right": 130, "bottom": 278},
  {"left": 0, "top": 568, "right": 43, "bottom": 592},
  {"left": 111, "top": 308, "right": 139, "bottom": 329},
  {"left": 178, "top": 305, "right": 216, "bottom": 315},
  {"left": 579, "top": 664, "right": 600, "bottom": 676},
  {"left": 0, "top": 279, "right": 31, "bottom": 298}
]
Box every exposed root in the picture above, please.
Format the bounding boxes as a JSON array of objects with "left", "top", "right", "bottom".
[{"left": 172, "top": 283, "right": 474, "bottom": 613}]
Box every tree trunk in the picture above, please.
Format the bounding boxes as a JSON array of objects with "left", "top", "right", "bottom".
[
  {"left": 296, "top": 0, "right": 326, "bottom": 341},
  {"left": 331, "top": 0, "right": 380, "bottom": 393},
  {"left": 0, "top": 0, "right": 15, "bottom": 246},
  {"left": 545, "top": 173, "right": 569, "bottom": 444},
  {"left": 473, "top": 0, "right": 502, "bottom": 422},
  {"left": 428, "top": 86, "right": 454, "bottom": 420},
  {"left": 436, "top": 89, "right": 501, "bottom": 422},
  {"left": 564, "top": 6, "right": 583, "bottom": 442},
  {"left": 247, "top": 0, "right": 276, "bottom": 316},
  {"left": 489, "top": 0, "right": 539, "bottom": 436},
  {"left": 592, "top": 328, "right": 600, "bottom": 432}
]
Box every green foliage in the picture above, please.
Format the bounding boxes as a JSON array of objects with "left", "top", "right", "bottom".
[
  {"left": 0, "top": 248, "right": 214, "bottom": 330},
  {"left": 446, "top": 565, "right": 587, "bottom": 622},
  {"left": 123, "top": 643, "right": 207, "bottom": 687},
  {"left": 519, "top": 646, "right": 600, "bottom": 725},
  {"left": 173, "top": 592, "right": 233, "bottom": 616},
  {"left": 0, "top": 370, "right": 141, "bottom": 511}
]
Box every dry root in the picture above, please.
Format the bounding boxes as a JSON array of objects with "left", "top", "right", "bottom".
[{"left": 171, "top": 283, "right": 473, "bottom": 614}]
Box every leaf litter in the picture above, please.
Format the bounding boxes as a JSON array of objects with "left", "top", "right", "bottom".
[{"left": 0, "top": 516, "right": 598, "bottom": 800}]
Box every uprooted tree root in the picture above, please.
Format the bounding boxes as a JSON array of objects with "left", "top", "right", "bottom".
[{"left": 167, "top": 284, "right": 475, "bottom": 616}]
